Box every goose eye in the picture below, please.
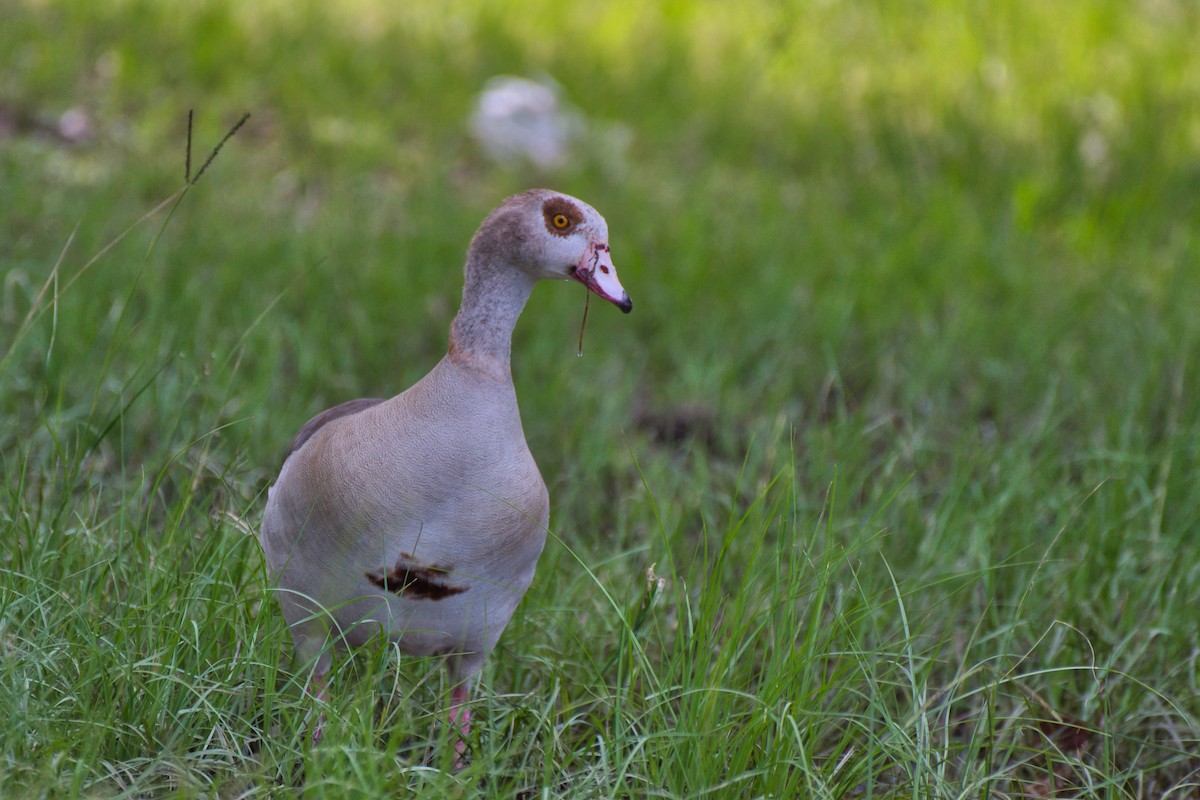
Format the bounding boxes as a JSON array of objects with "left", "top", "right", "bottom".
[{"left": 553, "top": 213, "right": 570, "bottom": 229}]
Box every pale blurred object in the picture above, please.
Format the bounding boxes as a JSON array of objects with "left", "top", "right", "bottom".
[
  {"left": 469, "top": 76, "right": 584, "bottom": 171},
  {"left": 57, "top": 108, "right": 94, "bottom": 143},
  {"left": 0, "top": 103, "right": 94, "bottom": 144}
]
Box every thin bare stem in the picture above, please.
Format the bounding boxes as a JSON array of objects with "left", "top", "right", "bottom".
[
  {"left": 185, "top": 109, "right": 194, "bottom": 183},
  {"left": 577, "top": 286, "right": 591, "bottom": 357},
  {"left": 191, "top": 112, "right": 249, "bottom": 187}
]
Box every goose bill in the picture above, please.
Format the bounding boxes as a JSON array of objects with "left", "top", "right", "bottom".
[{"left": 573, "top": 243, "right": 633, "bottom": 314}]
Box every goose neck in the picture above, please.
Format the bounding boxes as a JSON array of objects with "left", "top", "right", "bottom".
[{"left": 448, "top": 253, "right": 535, "bottom": 377}]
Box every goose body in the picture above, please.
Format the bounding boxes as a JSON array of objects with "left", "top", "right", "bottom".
[{"left": 258, "top": 189, "right": 632, "bottom": 759}]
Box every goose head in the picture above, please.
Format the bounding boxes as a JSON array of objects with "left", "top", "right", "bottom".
[{"left": 475, "top": 189, "right": 633, "bottom": 313}]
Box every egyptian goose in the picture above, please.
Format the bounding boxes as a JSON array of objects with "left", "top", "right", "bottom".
[{"left": 258, "top": 189, "right": 632, "bottom": 762}]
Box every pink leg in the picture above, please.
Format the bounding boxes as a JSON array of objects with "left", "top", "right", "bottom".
[
  {"left": 449, "top": 683, "right": 471, "bottom": 766},
  {"left": 305, "top": 668, "right": 329, "bottom": 745}
]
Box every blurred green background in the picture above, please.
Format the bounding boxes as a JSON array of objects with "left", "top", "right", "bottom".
[{"left": 3, "top": 1, "right": 1200, "bottom": 796}]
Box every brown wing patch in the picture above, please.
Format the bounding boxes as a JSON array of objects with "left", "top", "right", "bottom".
[
  {"left": 365, "top": 552, "right": 468, "bottom": 601},
  {"left": 542, "top": 196, "right": 584, "bottom": 237},
  {"left": 285, "top": 398, "right": 386, "bottom": 461}
]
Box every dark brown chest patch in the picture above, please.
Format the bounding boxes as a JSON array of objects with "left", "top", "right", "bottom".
[{"left": 365, "top": 552, "right": 468, "bottom": 601}]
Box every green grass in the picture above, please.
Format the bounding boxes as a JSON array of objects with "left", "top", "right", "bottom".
[{"left": 3, "top": 0, "right": 1200, "bottom": 796}]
